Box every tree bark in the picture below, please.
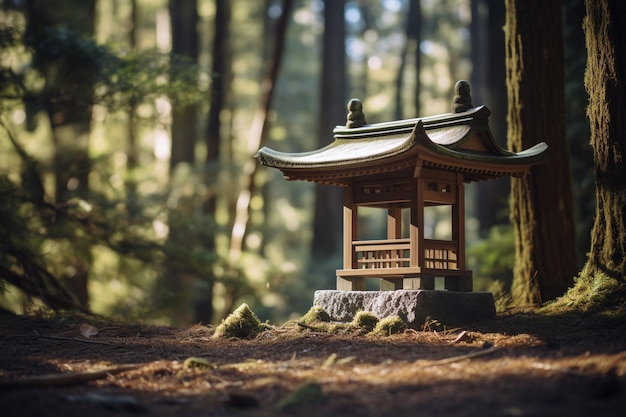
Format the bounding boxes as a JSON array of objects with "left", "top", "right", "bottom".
[
  {"left": 505, "top": 0, "right": 578, "bottom": 304},
  {"left": 582, "top": 0, "right": 626, "bottom": 280}
]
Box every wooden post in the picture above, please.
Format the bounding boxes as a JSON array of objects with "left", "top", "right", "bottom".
[
  {"left": 404, "top": 178, "right": 434, "bottom": 289},
  {"left": 454, "top": 173, "right": 465, "bottom": 270},
  {"left": 381, "top": 207, "right": 403, "bottom": 290},
  {"left": 445, "top": 173, "right": 472, "bottom": 291},
  {"left": 337, "top": 186, "right": 365, "bottom": 291}
]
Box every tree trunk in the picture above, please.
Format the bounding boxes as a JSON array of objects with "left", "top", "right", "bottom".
[
  {"left": 169, "top": 0, "right": 198, "bottom": 171},
  {"left": 162, "top": 0, "right": 199, "bottom": 325},
  {"left": 471, "top": 0, "right": 509, "bottom": 230},
  {"left": 196, "top": 0, "right": 231, "bottom": 324},
  {"left": 394, "top": 0, "right": 421, "bottom": 120},
  {"left": 311, "top": 0, "right": 346, "bottom": 262},
  {"left": 579, "top": 0, "right": 626, "bottom": 284},
  {"left": 505, "top": 0, "right": 578, "bottom": 305}
]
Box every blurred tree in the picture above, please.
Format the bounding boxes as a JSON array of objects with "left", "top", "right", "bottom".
[
  {"left": 505, "top": 0, "right": 577, "bottom": 305},
  {"left": 24, "top": 0, "right": 97, "bottom": 307},
  {"left": 564, "top": 0, "right": 625, "bottom": 310},
  {"left": 0, "top": 1, "right": 208, "bottom": 318},
  {"left": 395, "top": 0, "right": 421, "bottom": 119},
  {"left": 169, "top": 0, "right": 198, "bottom": 170},
  {"left": 158, "top": 0, "right": 201, "bottom": 325},
  {"left": 227, "top": 0, "right": 294, "bottom": 315},
  {"left": 126, "top": 0, "right": 140, "bottom": 191},
  {"left": 198, "top": 0, "right": 231, "bottom": 324},
  {"left": 563, "top": 0, "right": 594, "bottom": 269},
  {"left": 311, "top": 0, "right": 345, "bottom": 262},
  {"left": 470, "top": 0, "right": 509, "bottom": 230}
]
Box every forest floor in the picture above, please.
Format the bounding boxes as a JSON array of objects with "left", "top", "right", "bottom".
[{"left": 1, "top": 307, "right": 625, "bottom": 417}]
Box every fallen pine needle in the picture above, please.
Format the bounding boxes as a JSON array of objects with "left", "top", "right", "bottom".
[
  {"left": 0, "top": 363, "right": 142, "bottom": 389},
  {"left": 40, "top": 335, "right": 117, "bottom": 346},
  {"left": 422, "top": 346, "right": 499, "bottom": 367}
]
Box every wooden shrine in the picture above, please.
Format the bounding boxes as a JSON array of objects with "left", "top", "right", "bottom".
[{"left": 256, "top": 81, "right": 548, "bottom": 293}]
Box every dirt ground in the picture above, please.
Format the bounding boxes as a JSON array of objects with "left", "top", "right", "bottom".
[{"left": 1, "top": 308, "right": 625, "bottom": 417}]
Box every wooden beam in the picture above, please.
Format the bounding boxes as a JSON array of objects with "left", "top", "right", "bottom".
[{"left": 343, "top": 186, "right": 358, "bottom": 271}]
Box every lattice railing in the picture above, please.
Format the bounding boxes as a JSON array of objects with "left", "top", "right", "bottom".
[
  {"left": 353, "top": 238, "right": 459, "bottom": 271},
  {"left": 423, "top": 239, "right": 458, "bottom": 269},
  {"left": 354, "top": 239, "right": 411, "bottom": 269}
]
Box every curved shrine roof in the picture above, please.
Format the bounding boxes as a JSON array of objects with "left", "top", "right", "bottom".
[{"left": 255, "top": 105, "right": 548, "bottom": 185}]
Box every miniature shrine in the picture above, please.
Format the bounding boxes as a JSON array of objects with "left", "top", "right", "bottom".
[{"left": 256, "top": 80, "right": 548, "bottom": 293}]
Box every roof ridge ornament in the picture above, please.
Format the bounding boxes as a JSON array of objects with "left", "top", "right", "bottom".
[
  {"left": 346, "top": 98, "right": 367, "bottom": 128},
  {"left": 452, "top": 80, "right": 473, "bottom": 113}
]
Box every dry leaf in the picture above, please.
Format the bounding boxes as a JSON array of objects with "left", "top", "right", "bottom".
[
  {"left": 79, "top": 323, "right": 98, "bottom": 338},
  {"left": 451, "top": 330, "right": 468, "bottom": 343}
]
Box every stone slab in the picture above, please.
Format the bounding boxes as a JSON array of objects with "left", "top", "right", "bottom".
[{"left": 313, "top": 290, "right": 496, "bottom": 328}]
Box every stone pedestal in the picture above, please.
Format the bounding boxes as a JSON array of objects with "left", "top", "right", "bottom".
[{"left": 313, "top": 290, "right": 496, "bottom": 328}]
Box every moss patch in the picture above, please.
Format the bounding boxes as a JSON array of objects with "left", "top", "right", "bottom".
[
  {"left": 371, "top": 316, "right": 407, "bottom": 336},
  {"left": 543, "top": 263, "right": 626, "bottom": 315},
  {"left": 351, "top": 311, "right": 379, "bottom": 333},
  {"left": 297, "top": 307, "right": 410, "bottom": 337},
  {"left": 213, "top": 303, "right": 269, "bottom": 339}
]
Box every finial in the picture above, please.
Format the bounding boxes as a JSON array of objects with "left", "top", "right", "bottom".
[
  {"left": 346, "top": 98, "right": 367, "bottom": 128},
  {"left": 451, "top": 80, "right": 473, "bottom": 113}
]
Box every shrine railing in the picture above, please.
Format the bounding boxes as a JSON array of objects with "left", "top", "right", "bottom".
[{"left": 353, "top": 238, "right": 459, "bottom": 271}]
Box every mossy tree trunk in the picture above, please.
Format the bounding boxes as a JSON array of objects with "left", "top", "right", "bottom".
[
  {"left": 573, "top": 0, "right": 626, "bottom": 304},
  {"left": 505, "top": 0, "right": 578, "bottom": 305}
]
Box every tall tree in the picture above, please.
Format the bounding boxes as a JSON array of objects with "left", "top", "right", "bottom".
[
  {"left": 196, "top": 0, "right": 231, "bottom": 324},
  {"left": 169, "top": 0, "right": 198, "bottom": 171},
  {"left": 311, "top": 0, "right": 346, "bottom": 262},
  {"left": 505, "top": 0, "right": 578, "bottom": 304},
  {"left": 394, "top": 0, "right": 421, "bottom": 119},
  {"left": 25, "top": 0, "right": 97, "bottom": 307},
  {"left": 471, "top": 0, "right": 509, "bottom": 230},
  {"left": 566, "top": 0, "right": 626, "bottom": 309},
  {"left": 161, "top": 0, "right": 200, "bottom": 325},
  {"left": 226, "top": 0, "right": 294, "bottom": 315}
]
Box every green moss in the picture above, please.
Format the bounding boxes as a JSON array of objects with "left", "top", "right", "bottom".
[
  {"left": 351, "top": 311, "right": 379, "bottom": 333},
  {"left": 299, "top": 306, "right": 331, "bottom": 324},
  {"left": 297, "top": 306, "right": 333, "bottom": 332},
  {"left": 543, "top": 263, "right": 626, "bottom": 314},
  {"left": 213, "top": 303, "right": 269, "bottom": 339},
  {"left": 371, "top": 316, "right": 407, "bottom": 336}
]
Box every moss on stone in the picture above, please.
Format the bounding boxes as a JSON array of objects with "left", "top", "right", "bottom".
[{"left": 299, "top": 306, "right": 331, "bottom": 325}]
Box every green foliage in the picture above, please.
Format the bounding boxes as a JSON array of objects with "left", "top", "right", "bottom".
[
  {"left": 0, "top": 174, "right": 77, "bottom": 310},
  {"left": 468, "top": 224, "right": 515, "bottom": 309},
  {"left": 2, "top": 24, "right": 207, "bottom": 114}
]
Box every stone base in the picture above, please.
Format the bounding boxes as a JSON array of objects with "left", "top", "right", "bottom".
[{"left": 313, "top": 290, "right": 496, "bottom": 328}]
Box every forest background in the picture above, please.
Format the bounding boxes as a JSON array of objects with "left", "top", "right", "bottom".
[{"left": 0, "top": 0, "right": 592, "bottom": 326}]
